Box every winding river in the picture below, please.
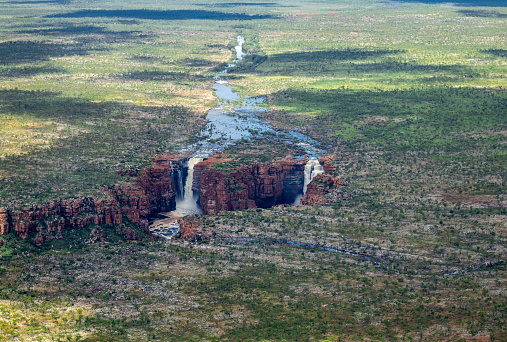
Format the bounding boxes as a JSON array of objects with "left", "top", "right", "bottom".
[{"left": 150, "top": 36, "right": 326, "bottom": 239}]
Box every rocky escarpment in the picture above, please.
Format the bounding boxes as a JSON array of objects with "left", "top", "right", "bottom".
[
  {"left": 0, "top": 152, "right": 346, "bottom": 245},
  {"left": 0, "top": 207, "right": 9, "bottom": 235},
  {"left": 300, "top": 174, "right": 348, "bottom": 205},
  {"left": 195, "top": 158, "right": 307, "bottom": 215},
  {"left": 0, "top": 155, "right": 177, "bottom": 246}
]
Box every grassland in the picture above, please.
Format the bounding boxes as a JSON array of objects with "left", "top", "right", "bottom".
[
  {"left": 0, "top": 0, "right": 506, "bottom": 341},
  {"left": 0, "top": 1, "right": 238, "bottom": 205}
]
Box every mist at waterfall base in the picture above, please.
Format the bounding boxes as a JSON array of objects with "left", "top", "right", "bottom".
[
  {"left": 176, "top": 157, "right": 203, "bottom": 215},
  {"left": 149, "top": 157, "right": 203, "bottom": 239},
  {"left": 150, "top": 36, "right": 326, "bottom": 239}
]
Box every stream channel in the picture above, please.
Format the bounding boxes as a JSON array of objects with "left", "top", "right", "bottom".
[{"left": 150, "top": 36, "right": 325, "bottom": 239}]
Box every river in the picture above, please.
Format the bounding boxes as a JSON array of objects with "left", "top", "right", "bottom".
[{"left": 150, "top": 36, "right": 326, "bottom": 239}]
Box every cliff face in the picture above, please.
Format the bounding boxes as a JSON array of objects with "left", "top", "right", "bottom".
[
  {"left": 0, "top": 152, "right": 345, "bottom": 245},
  {"left": 0, "top": 155, "right": 177, "bottom": 245},
  {"left": 197, "top": 159, "right": 306, "bottom": 215},
  {"left": 300, "top": 174, "right": 348, "bottom": 205},
  {"left": 109, "top": 155, "right": 177, "bottom": 229},
  {"left": 5, "top": 198, "right": 123, "bottom": 241},
  {"left": 0, "top": 208, "right": 9, "bottom": 235}
]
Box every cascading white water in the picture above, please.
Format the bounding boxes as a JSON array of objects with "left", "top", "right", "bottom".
[
  {"left": 177, "top": 167, "right": 184, "bottom": 199},
  {"left": 235, "top": 36, "right": 246, "bottom": 61},
  {"left": 151, "top": 35, "right": 325, "bottom": 238},
  {"left": 177, "top": 157, "right": 203, "bottom": 214},
  {"left": 311, "top": 160, "right": 324, "bottom": 180},
  {"left": 304, "top": 158, "right": 324, "bottom": 193},
  {"left": 303, "top": 162, "right": 313, "bottom": 194},
  {"left": 294, "top": 157, "right": 325, "bottom": 205},
  {"left": 149, "top": 157, "right": 202, "bottom": 239}
]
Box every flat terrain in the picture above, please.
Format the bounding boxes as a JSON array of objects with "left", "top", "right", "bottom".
[{"left": 0, "top": 0, "right": 506, "bottom": 341}]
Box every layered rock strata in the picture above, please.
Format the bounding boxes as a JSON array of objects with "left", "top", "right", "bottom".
[
  {"left": 0, "top": 208, "right": 9, "bottom": 235},
  {"left": 196, "top": 159, "right": 306, "bottom": 215},
  {"left": 300, "top": 174, "right": 348, "bottom": 205},
  {"left": 0, "top": 152, "right": 345, "bottom": 245},
  {"left": 0, "top": 155, "right": 178, "bottom": 245}
]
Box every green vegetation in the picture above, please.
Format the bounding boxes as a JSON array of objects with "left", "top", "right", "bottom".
[
  {"left": 0, "top": 209, "right": 505, "bottom": 341},
  {"left": 0, "top": 0, "right": 506, "bottom": 341},
  {"left": 0, "top": 2, "right": 234, "bottom": 205}
]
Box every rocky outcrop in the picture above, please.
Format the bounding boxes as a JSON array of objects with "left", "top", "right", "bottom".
[
  {"left": 178, "top": 215, "right": 209, "bottom": 240},
  {"left": 87, "top": 228, "right": 108, "bottom": 244},
  {"left": 115, "top": 225, "right": 144, "bottom": 241},
  {"left": 7, "top": 198, "right": 122, "bottom": 240},
  {"left": 107, "top": 155, "right": 177, "bottom": 231},
  {"left": 197, "top": 159, "right": 306, "bottom": 215},
  {"left": 0, "top": 155, "right": 177, "bottom": 246},
  {"left": 0, "top": 208, "right": 9, "bottom": 235},
  {"left": 301, "top": 174, "right": 348, "bottom": 205}
]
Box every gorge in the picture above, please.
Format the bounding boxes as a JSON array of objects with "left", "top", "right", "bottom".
[
  {"left": 0, "top": 36, "right": 343, "bottom": 244},
  {"left": 148, "top": 36, "right": 332, "bottom": 238}
]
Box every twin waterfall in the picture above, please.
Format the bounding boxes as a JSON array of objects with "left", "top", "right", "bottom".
[
  {"left": 174, "top": 156, "right": 324, "bottom": 211},
  {"left": 149, "top": 36, "right": 325, "bottom": 239}
]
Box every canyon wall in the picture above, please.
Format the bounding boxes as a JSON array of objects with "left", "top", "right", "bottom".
[
  {"left": 196, "top": 159, "right": 306, "bottom": 215},
  {"left": 0, "top": 152, "right": 346, "bottom": 245},
  {"left": 300, "top": 174, "right": 348, "bottom": 205},
  {"left": 0, "top": 155, "right": 177, "bottom": 245}
]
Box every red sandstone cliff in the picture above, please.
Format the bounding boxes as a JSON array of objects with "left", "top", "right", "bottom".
[
  {"left": 0, "top": 155, "right": 178, "bottom": 246},
  {"left": 108, "top": 155, "right": 177, "bottom": 229},
  {"left": 300, "top": 174, "right": 348, "bottom": 205},
  {"left": 0, "top": 208, "right": 9, "bottom": 235},
  {"left": 196, "top": 159, "right": 306, "bottom": 215},
  {"left": 0, "top": 152, "right": 345, "bottom": 245}
]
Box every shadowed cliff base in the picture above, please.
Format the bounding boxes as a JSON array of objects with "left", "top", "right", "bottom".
[{"left": 48, "top": 9, "right": 276, "bottom": 21}]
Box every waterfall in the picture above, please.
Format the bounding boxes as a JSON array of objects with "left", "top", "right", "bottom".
[
  {"left": 176, "top": 157, "right": 203, "bottom": 215},
  {"left": 171, "top": 160, "right": 184, "bottom": 200},
  {"left": 310, "top": 159, "right": 324, "bottom": 180},
  {"left": 177, "top": 165, "right": 184, "bottom": 200},
  {"left": 235, "top": 36, "right": 246, "bottom": 61},
  {"left": 294, "top": 157, "right": 324, "bottom": 205},
  {"left": 184, "top": 157, "right": 202, "bottom": 203},
  {"left": 303, "top": 161, "right": 313, "bottom": 194},
  {"left": 304, "top": 158, "right": 324, "bottom": 193}
]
